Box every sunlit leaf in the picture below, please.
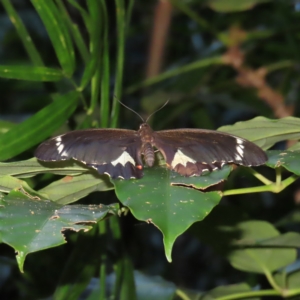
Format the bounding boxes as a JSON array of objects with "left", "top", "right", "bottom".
[
  {"left": 39, "top": 173, "right": 114, "bottom": 205},
  {"left": 0, "top": 66, "right": 62, "bottom": 81},
  {"left": 219, "top": 117, "right": 300, "bottom": 150}
]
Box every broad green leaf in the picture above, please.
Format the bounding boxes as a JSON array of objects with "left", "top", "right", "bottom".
[
  {"left": 266, "top": 150, "right": 300, "bottom": 175},
  {"left": 219, "top": 117, "right": 300, "bottom": 150},
  {"left": 232, "top": 232, "right": 300, "bottom": 248},
  {"left": 0, "top": 91, "right": 79, "bottom": 161},
  {"left": 0, "top": 66, "right": 63, "bottom": 81},
  {"left": 274, "top": 269, "right": 300, "bottom": 290},
  {"left": 0, "top": 175, "right": 46, "bottom": 198},
  {"left": 201, "top": 283, "right": 258, "bottom": 300},
  {"left": 208, "top": 0, "right": 270, "bottom": 12},
  {"left": 31, "top": 0, "right": 75, "bottom": 76},
  {"left": 39, "top": 173, "right": 114, "bottom": 205},
  {"left": 170, "top": 165, "right": 231, "bottom": 189},
  {"left": 0, "top": 190, "right": 118, "bottom": 272},
  {"left": 227, "top": 221, "right": 297, "bottom": 273},
  {"left": 113, "top": 167, "right": 224, "bottom": 262},
  {"left": 0, "top": 158, "right": 87, "bottom": 178}
]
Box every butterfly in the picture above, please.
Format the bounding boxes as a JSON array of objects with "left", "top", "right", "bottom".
[{"left": 35, "top": 122, "right": 267, "bottom": 180}]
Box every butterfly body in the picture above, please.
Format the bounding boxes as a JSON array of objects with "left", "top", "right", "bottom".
[{"left": 35, "top": 123, "right": 267, "bottom": 179}]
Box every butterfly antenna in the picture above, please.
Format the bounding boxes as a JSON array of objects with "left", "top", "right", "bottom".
[
  {"left": 145, "top": 99, "right": 169, "bottom": 123},
  {"left": 117, "top": 98, "right": 145, "bottom": 122}
]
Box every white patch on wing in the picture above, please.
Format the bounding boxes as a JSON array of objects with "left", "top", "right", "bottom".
[
  {"left": 111, "top": 151, "right": 135, "bottom": 167},
  {"left": 171, "top": 150, "right": 196, "bottom": 168},
  {"left": 61, "top": 150, "right": 68, "bottom": 157},
  {"left": 236, "top": 138, "right": 244, "bottom": 145},
  {"left": 235, "top": 138, "right": 245, "bottom": 160},
  {"left": 235, "top": 154, "right": 243, "bottom": 161},
  {"left": 236, "top": 145, "right": 244, "bottom": 157},
  {"left": 57, "top": 144, "right": 64, "bottom": 154}
]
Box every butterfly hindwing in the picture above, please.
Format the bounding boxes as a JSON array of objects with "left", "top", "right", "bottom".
[
  {"left": 35, "top": 123, "right": 267, "bottom": 180},
  {"left": 34, "top": 129, "right": 143, "bottom": 179},
  {"left": 153, "top": 129, "right": 267, "bottom": 176}
]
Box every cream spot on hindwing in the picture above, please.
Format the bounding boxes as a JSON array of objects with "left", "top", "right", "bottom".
[
  {"left": 61, "top": 150, "right": 68, "bottom": 157},
  {"left": 111, "top": 151, "right": 135, "bottom": 167},
  {"left": 171, "top": 150, "right": 196, "bottom": 168}
]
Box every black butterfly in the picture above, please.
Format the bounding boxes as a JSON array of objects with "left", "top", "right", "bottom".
[{"left": 35, "top": 122, "right": 267, "bottom": 179}]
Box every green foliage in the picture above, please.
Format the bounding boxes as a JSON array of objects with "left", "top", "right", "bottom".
[{"left": 0, "top": 0, "right": 300, "bottom": 299}]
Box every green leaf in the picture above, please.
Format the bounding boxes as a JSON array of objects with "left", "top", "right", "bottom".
[
  {"left": 113, "top": 167, "right": 224, "bottom": 262},
  {"left": 0, "top": 158, "right": 87, "bottom": 178},
  {"left": 219, "top": 117, "right": 300, "bottom": 150},
  {"left": 2, "top": 0, "right": 44, "bottom": 66},
  {"left": 208, "top": 0, "right": 270, "bottom": 12},
  {"left": 0, "top": 190, "right": 118, "bottom": 272},
  {"left": 0, "top": 91, "right": 79, "bottom": 161},
  {"left": 201, "top": 283, "right": 258, "bottom": 300},
  {"left": 0, "top": 120, "right": 15, "bottom": 134},
  {"left": 39, "top": 173, "right": 114, "bottom": 205},
  {"left": 31, "top": 0, "right": 75, "bottom": 76},
  {"left": 170, "top": 165, "right": 231, "bottom": 189},
  {"left": 119, "top": 257, "right": 137, "bottom": 300},
  {"left": 79, "top": 1, "right": 102, "bottom": 91},
  {"left": 53, "top": 226, "right": 104, "bottom": 300},
  {"left": 0, "top": 175, "right": 46, "bottom": 198},
  {"left": 288, "top": 141, "right": 300, "bottom": 151},
  {"left": 274, "top": 269, "right": 300, "bottom": 290},
  {"left": 233, "top": 232, "right": 300, "bottom": 248},
  {"left": 55, "top": 0, "right": 89, "bottom": 63},
  {"left": 266, "top": 150, "right": 300, "bottom": 175},
  {"left": 227, "top": 221, "right": 297, "bottom": 273},
  {"left": 0, "top": 66, "right": 63, "bottom": 81}
]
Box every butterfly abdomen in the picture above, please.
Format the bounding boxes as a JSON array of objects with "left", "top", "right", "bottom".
[{"left": 143, "top": 142, "right": 154, "bottom": 167}]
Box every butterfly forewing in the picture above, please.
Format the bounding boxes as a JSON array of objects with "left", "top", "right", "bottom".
[
  {"left": 153, "top": 129, "right": 267, "bottom": 176},
  {"left": 35, "top": 123, "right": 267, "bottom": 180},
  {"left": 34, "top": 129, "right": 143, "bottom": 179}
]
